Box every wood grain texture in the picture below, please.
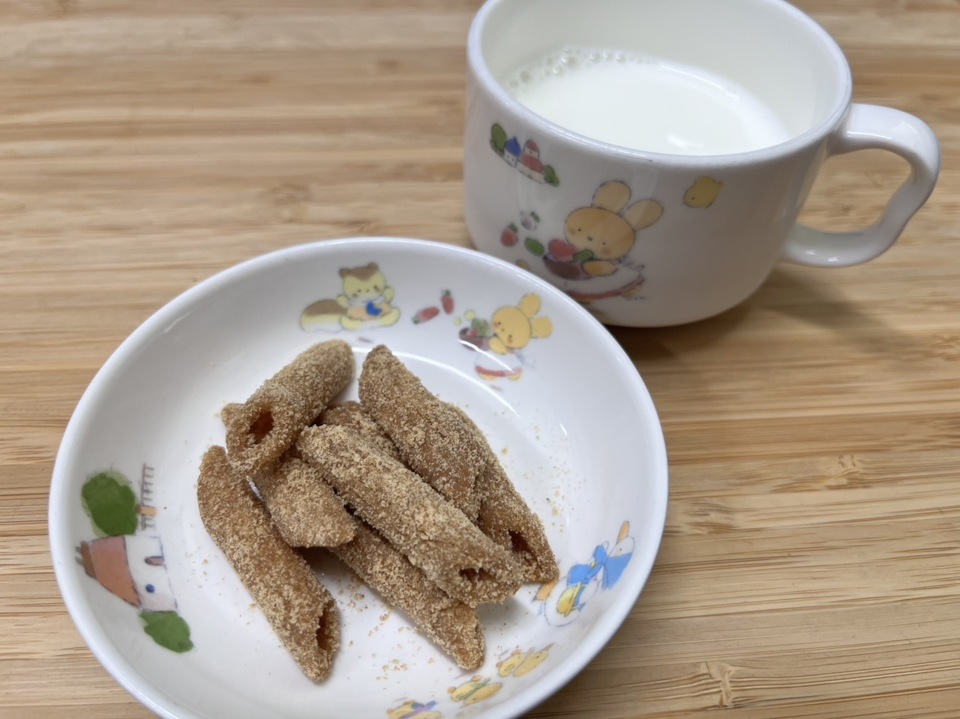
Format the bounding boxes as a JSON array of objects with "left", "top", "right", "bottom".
[{"left": 1, "top": 1, "right": 958, "bottom": 717}]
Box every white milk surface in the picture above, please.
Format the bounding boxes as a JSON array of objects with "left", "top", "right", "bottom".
[{"left": 504, "top": 46, "right": 792, "bottom": 155}]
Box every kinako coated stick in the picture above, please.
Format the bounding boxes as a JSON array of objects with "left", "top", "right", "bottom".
[
  {"left": 357, "top": 344, "right": 483, "bottom": 520},
  {"left": 329, "top": 519, "right": 485, "bottom": 671},
  {"left": 320, "top": 401, "right": 402, "bottom": 461},
  {"left": 447, "top": 405, "right": 559, "bottom": 584},
  {"left": 324, "top": 397, "right": 558, "bottom": 582},
  {"left": 255, "top": 456, "right": 355, "bottom": 548},
  {"left": 197, "top": 445, "right": 340, "bottom": 682},
  {"left": 297, "top": 424, "right": 522, "bottom": 607},
  {"left": 224, "top": 340, "right": 354, "bottom": 477}
]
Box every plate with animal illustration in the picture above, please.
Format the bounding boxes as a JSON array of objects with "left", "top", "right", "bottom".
[{"left": 49, "top": 237, "right": 668, "bottom": 719}]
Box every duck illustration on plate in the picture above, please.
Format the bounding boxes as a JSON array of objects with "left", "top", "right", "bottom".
[{"left": 536, "top": 521, "right": 634, "bottom": 626}]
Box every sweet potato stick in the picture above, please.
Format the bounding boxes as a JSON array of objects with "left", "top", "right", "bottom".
[
  {"left": 358, "top": 345, "right": 482, "bottom": 519},
  {"left": 255, "top": 456, "right": 355, "bottom": 548},
  {"left": 447, "top": 405, "right": 559, "bottom": 584},
  {"left": 298, "top": 425, "right": 522, "bottom": 606},
  {"left": 224, "top": 340, "right": 354, "bottom": 476},
  {"left": 330, "top": 520, "right": 484, "bottom": 670},
  {"left": 197, "top": 446, "right": 340, "bottom": 682}
]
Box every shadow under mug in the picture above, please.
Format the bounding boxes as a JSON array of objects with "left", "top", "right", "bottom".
[{"left": 463, "top": 0, "right": 940, "bottom": 327}]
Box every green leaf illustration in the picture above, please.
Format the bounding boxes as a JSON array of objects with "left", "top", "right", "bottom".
[
  {"left": 140, "top": 611, "right": 194, "bottom": 653},
  {"left": 81, "top": 470, "right": 138, "bottom": 536},
  {"left": 490, "top": 123, "right": 507, "bottom": 154},
  {"left": 524, "top": 237, "right": 545, "bottom": 256},
  {"left": 471, "top": 318, "right": 492, "bottom": 337}
]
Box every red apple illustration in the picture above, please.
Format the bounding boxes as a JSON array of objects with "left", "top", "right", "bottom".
[
  {"left": 500, "top": 223, "right": 519, "bottom": 247},
  {"left": 547, "top": 239, "right": 577, "bottom": 262}
]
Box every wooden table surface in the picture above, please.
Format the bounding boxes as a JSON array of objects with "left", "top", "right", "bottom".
[{"left": 2, "top": 1, "right": 958, "bottom": 717}]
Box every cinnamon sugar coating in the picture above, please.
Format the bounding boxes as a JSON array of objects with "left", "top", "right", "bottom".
[
  {"left": 331, "top": 519, "right": 484, "bottom": 670},
  {"left": 256, "top": 456, "right": 355, "bottom": 548},
  {"left": 358, "top": 345, "right": 483, "bottom": 520},
  {"left": 197, "top": 446, "right": 340, "bottom": 682},
  {"left": 224, "top": 340, "right": 354, "bottom": 477},
  {"left": 298, "top": 424, "right": 522, "bottom": 606}
]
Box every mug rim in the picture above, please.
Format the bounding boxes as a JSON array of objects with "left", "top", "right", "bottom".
[{"left": 467, "top": 0, "right": 854, "bottom": 166}]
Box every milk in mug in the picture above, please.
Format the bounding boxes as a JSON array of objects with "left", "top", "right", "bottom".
[{"left": 503, "top": 46, "right": 792, "bottom": 156}]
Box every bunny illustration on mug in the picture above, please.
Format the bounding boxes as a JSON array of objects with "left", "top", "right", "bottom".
[{"left": 541, "top": 181, "right": 663, "bottom": 302}]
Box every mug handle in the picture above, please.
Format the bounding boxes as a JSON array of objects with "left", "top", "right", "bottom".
[{"left": 782, "top": 103, "right": 940, "bottom": 267}]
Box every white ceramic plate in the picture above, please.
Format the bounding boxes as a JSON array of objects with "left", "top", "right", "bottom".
[{"left": 49, "top": 238, "right": 668, "bottom": 719}]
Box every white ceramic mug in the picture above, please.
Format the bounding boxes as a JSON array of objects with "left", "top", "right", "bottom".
[{"left": 463, "top": 0, "right": 940, "bottom": 327}]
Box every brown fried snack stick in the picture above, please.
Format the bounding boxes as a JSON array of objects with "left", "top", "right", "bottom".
[
  {"left": 330, "top": 520, "right": 484, "bottom": 670},
  {"left": 197, "top": 446, "right": 340, "bottom": 682},
  {"left": 358, "top": 344, "right": 483, "bottom": 519},
  {"left": 224, "top": 340, "right": 354, "bottom": 476},
  {"left": 449, "top": 405, "right": 559, "bottom": 584},
  {"left": 256, "top": 456, "right": 355, "bottom": 548},
  {"left": 298, "top": 425, "right": 522, "bottom": 606},
  {"left": 221, "top": 402, "right": 242, "bottom": 427},
  {"left": 320, "top": 401, "right": 401, "bottom": 461},
  {"left": 475, "top": 462, "right": 559, "bottom": 583},
  {"left": 323, "top": 398, "right": 556, "bottom": 581}
]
